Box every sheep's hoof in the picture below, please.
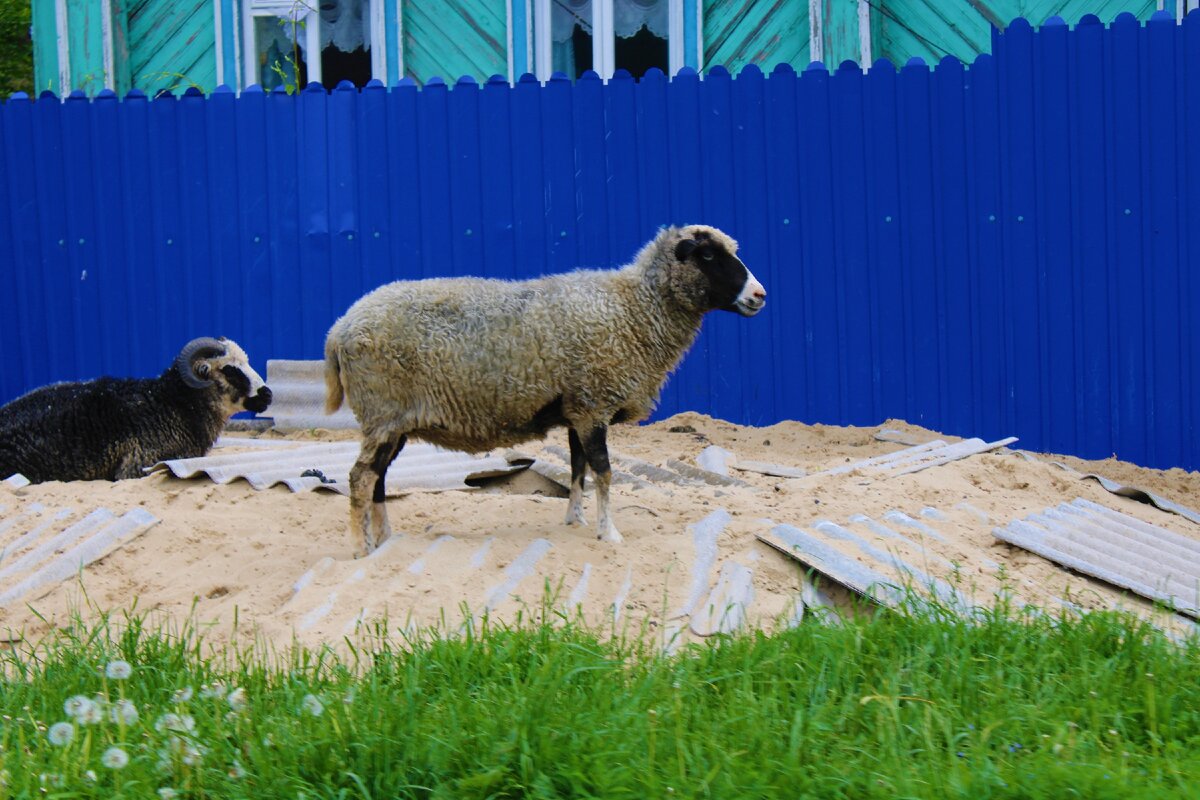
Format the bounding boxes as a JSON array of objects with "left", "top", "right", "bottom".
[
  {"left": 597, "top": 525, "right": 623, "bottom": 544},
  {"left": 564, "top": 505, "right": 587, "bottom": 526}
]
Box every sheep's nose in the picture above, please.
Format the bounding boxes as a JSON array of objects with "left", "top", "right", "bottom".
[{"left": 752, "top": 287, "right": 766, "bottom": 302}]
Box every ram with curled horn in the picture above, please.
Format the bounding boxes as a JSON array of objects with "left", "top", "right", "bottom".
[{"left": 0, "top": 337, "right": 272, "bottom": 483}]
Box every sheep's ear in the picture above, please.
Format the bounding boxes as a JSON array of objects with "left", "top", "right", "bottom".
[{"left": 674, "top": 238, "right": 699, "bottom": 262}]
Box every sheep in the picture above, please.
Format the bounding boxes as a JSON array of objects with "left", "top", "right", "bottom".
[
  {"left": 324, "top": 224, "right": 766, "bottom": 554},
  {"left": 0, "top": 337, "right": 272, "bottom": 484}
]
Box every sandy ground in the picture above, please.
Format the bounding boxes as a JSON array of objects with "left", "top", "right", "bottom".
[{"left": 2, "top": 413, "right": 1198, "bottom": 651}]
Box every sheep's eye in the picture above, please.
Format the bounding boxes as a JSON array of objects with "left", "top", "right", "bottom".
[{"left": 700, "top": 250, "right": 715, "bottom": 262}]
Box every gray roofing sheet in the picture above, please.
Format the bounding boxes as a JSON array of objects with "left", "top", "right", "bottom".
[
  {"left": 0, "top": 503, "right": 158, "bottom": 609},
  {"left": 994, "top": 497, "right": 1200, "bottom": 619},
  {"left": 149, "top": 440, "right": 529, "bottom": 495},
  {"left": 265, "top": 359, "right": 359, "bottom": 432}
]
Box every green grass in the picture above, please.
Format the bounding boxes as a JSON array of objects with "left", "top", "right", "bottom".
[{"left": 1, "top": 605, "right": 1198, "bottom": 799}]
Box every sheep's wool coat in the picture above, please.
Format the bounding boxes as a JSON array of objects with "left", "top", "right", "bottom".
[
  {"left": 327, "top": 226, "right": 737, "bottom": 452},
  {"left": 0, "top": 340, "right": 265, "bottom": 483}
]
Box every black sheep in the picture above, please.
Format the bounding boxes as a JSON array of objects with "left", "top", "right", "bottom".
[{"left": 0, "top": 337, "right": 272, "bottom": 483}]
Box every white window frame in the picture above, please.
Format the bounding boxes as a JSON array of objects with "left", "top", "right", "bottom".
[
  {"left": 240, "top": 0, "right": 389, "bottom": 89},
  {"left": 534, "top": 0, "right": 684, "bottom": 81}
]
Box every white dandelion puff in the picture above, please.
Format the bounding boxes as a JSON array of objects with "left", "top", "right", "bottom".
[
  {"left": 301, "top": 694, "right": 324, "bottom": 717},
  {"left": 154, "top": 713, "right": 196, "bottom": 734},
  {"left": 76, "top": 700, "right": 104, "bottom": 726},
  {"left": 38, "top": 773, "right": 63, "bottom": 788},
  {"left": 47, "top": 722, "right": 75, "bottom": 746},
  {"left": 108, "top": 698, "right": 139, "bottom": 725},
  {"left": 200, "top": 682, "right": 227, "bottom": 700},
  {"left": 157, "top": 789, "right": 179, "bottom": 800},
  {"left": 181, "top": 741, "right": 206, "bottom": 765},
  {"left": 84, "top": 769, "right": 98, "bottom": 782},
  {"left": 101, "top": 747, "right": 130, "bottom": 770},
  {"left": 226, "top": 687, "right": 247, "bottom": 711},
  {"left": 228, "top": 760, "right": 247, "bottom": 779},
  {"left": 342, "top": 689, "right": 356, "bottom": 706},
  {"left": 63, "top": 695, "right": 93, "bottom": 718},
  {"left": 171, "top": 686, "right": 194, "bottom": 704},
  {"left": 105, "top": 660, "right": 133, "bottom": 680}
]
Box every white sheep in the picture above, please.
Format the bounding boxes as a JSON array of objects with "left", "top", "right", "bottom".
[{"left": 323, "top": 225, "right": 766, "bottom": 554}]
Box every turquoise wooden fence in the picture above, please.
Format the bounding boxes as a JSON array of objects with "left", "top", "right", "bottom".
[{"left": 1, "top": 11, "right": 1197, "bottom": 470}]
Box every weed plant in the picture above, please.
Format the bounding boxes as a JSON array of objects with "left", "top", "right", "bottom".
[{"left": 0, "top": 604, "right": 1197, "bottom": 799}]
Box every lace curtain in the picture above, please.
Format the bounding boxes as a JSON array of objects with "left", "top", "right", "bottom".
[
  {"left": 258, "top": 0, "right": 372, "bottom": 58},
  {"left": 552, "top": 0, "right": 668, "bottom": 41},
  {"left": 552, "top": 0, "right": 667, "bottom": 76}
]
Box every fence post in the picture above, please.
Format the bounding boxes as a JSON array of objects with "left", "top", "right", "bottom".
[
  {"left": 602, "top": 69, "right": 641, "bottom": 265},
  {"left": 1184, "top": 8, "right": 1200, "bottom": 468},
  {"left": 542, "top": 72, "right": 577, "bottom": 274},
  {"left": 90, "top": 87, "right": 130, "bottom": 377},
  {"left": 208, "top": 85, "right": 241, "bottom": 352}
]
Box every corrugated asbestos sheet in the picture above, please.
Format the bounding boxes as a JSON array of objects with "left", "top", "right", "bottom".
[
  {"left": 804, "top": 437, "right": 1018, "bottom": 479},
  {"left": 994, "top": 498, "right": 1200, "bottom": 619},
  {"left": 149, "top": 440, "right": 529, "bottom": 496},
  {"left": 757, "top": 518, "right": 976, "bottom": 615},
  {"left": 265, "top": 360, "right": 359, "bottom": 432},
  {"left": 0, "top": 503, "right": 159, "bottom": 609}
]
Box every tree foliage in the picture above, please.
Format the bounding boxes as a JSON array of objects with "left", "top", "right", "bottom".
[{"left": 0, "top": 0, "right": 32, "bottom": 96}]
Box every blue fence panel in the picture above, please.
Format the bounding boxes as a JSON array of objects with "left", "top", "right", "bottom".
[
  {"left": 763, "top": 64, "right": 804, "bottom": 424},
  {"left": 1185, "top": 12, "right": 1200, "bottom": 470},
  {"left": 233, "top": 86, "right": 272, "bottom": 364},
  {"left": 2, "top": 11, "right": 1198, "bottom": 470},
  {"left": 864, "top": 60, "right": 906, "bottom": 427},
  {"left": 730, "top": 65, "right": 774, "bottom": 426}
]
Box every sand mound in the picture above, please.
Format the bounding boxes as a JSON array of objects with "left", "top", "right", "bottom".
[{"left": 2, "top": 414, "right": 1198, "bottom": 650}]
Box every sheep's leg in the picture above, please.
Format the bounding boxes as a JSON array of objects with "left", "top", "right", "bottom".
[
  {"left": 348, "top": 432, "right": 404, "bottom": 557},
  {"left": 369, "top": 434, "right": 406, "bottom": 547},
  {"left": 564, "top": 427, "right": 588, "bottom": 526},
  {"left": 581, "top": 425, "right": 622, "bottom": 544}
]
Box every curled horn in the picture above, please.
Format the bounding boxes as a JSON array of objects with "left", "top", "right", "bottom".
[{"left": 174, "top": 337, "right": 227, "bottom": 389}]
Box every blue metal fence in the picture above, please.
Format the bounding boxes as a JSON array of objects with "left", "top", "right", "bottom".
[{"left": 1, "top": 11, "right": 1197, "bottom": 470}]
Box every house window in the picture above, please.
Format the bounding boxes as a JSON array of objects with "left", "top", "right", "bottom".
[
  {"left": 243, "top": 0, "right": 386, "bottom": 90},
  {"left": 536, "top": 0, "right": 683, "bottom": 80}
]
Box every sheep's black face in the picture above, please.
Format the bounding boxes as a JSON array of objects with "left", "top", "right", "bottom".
[{"left": 674, "top": 229, "right": 767, "bottom": 317}]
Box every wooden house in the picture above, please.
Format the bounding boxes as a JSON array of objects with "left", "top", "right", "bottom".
[{"left": 32, "top": 1, "right": 1169, "bottom": 96}]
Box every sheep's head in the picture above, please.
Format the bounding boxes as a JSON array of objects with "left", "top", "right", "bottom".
[
  {"left": 666, "top": 225, "right": 766, "bottom": 317},
  {"left": 175, "top": 337, "right": 273, "bottom": 416}
]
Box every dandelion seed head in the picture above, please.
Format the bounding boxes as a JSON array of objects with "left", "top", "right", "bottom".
[
  {"left": 63, "top": 695, "right": 93, "bottom": 718},
  {"left": 84, "top": 769, "right": 98, "bottom": 782},
  {"left": 102, "top": 746, "right": 130, "bottom": 769},
  {"left": 227, "top": 687, "right": 247, "bottom": 711},
  {"left": 200, "top": 682, "right": 227, "bottom": 700},
  {"left": 181, "top": 742, "right": 206, "bottom": 765},
  {"left": 47, "top": 722, "right": 74, "bottom": 747},
  {"left": 105, "top": 660, "right": 133, "bottom": 680},
  {"left": 171, "top": 686, "right": 194, "bottom": 704},
  {"left": 109, "top": 698, "right": 139, "bottom": 726},
  {"left": 38, "top": 773, "right": 63, "bottom": 787},
  {"left": 301, "top": 694, "right": 324, "bottom": 717},
  {"left": 157, "top": 788, "right": 179, "bottom": 800},
  {"left": 154, "top": 713, "right": 195, "bottom": 734},
  {"left": 77, "top": 701, "right": 103, "bottom": 726},
  {"left": 228, "top": 760, "right": 247, "bottom": 779}
]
